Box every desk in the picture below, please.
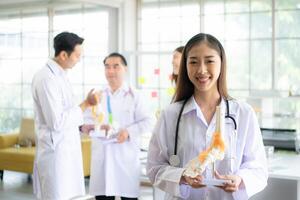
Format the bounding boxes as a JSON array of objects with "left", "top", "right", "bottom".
[{"left": 251, "top": 151, "right": 300, "bottom": 200}]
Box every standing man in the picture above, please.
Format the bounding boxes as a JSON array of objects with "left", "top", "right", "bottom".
[
  {"left": 86, "top": 53, "right": 154, "bottom": 200},
  {"left": 32, "top": 32, "right": 96, "bottom": 200}
]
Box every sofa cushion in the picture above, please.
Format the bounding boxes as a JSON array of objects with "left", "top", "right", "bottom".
[
  {"left": 0, "top": 133, "right": 19, "bottom": 149},
  {"left": 18, "top": 118, "right": 35, "bottom": 147},
  {"left": 0, "top": 146, "right": 35, "bottom": 173},
  {"left": 0, "top": 136, "right": 91, "bottom": 176},
  {"left": 0, "top": 146, "right": 35, "bottom": 162}
]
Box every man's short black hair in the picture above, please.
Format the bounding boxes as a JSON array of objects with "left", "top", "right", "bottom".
[
  {"left": 54, "top": 32, "right": 84, "bottom": 57},
  {"left": 103, "top": 52, "right": 127, "bottom": 66}
]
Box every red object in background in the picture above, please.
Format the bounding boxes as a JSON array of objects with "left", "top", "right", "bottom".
[
  {"left": 154, "top": 68, "right": 160, "bottom": 75},
  {"left": 151, "top": 91, "right": 158, "bottom": 98}
]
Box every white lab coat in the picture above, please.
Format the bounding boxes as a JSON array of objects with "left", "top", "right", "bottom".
[
  {"left": 32, "top": 59, "right": 85, "bottom": 200},
  {"left": 147, "top": 97, "right": 268, "bottom": 200},
  {"left": 85, "top": 85, "right": 154, "bottom": 197}
]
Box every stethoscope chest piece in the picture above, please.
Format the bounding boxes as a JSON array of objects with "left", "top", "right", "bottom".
[{"left": 169, "top": 155, "right": 180, "bottom": 167}]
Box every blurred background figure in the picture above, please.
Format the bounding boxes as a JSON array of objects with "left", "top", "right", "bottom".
[
  {"left": 85, "top": 52, "right": 155, "bottom": 200},
  {"left": 32, "top": 32, "right": 97, "bottom": 200},
  {"left": 171, "top": 46, "right": 184, "bottom": 86}
]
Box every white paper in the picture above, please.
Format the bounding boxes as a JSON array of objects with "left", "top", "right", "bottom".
[
  {"left": 100, "top": 137, "right": 118, "bottom": 145},
  {"left": 89, "top": 130, "right": 107, "bottom": 138},
  {"left": 202, "top": 178, "right": 231, "bottom": 186}
]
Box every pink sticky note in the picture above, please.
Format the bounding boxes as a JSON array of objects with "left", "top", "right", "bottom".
[
  {"left": 154, "top": 68, "right": 160, "bottom": 75},
  {"left": 151, "top": 91, "right": 158, "bottom": 98}
]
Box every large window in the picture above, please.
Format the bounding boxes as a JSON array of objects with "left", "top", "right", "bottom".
[
  {"left": 137, "top": 0, "right": 201, "bottom": 111},
  {"left": 0, "top": 11, "right": 48, "bottom": 132},
  {"left": 53, "top": 6, "right": 110, "bottom": 103},
  {"left": 0, "top": 5, "right": 114, "bottom": 132},
  {"left": 137, "top": 0, "right": 300, "bottom": 112}
]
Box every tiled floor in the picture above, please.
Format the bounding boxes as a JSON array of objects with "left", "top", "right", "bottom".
[
  {"left": 0, "top": 171, "right": 154, "bottom": 200},
  {"left": 0, "top": 171, "right": 34, "bottom": 200}
]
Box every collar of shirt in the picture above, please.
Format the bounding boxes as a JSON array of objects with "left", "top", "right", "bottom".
[
  {"left": 46, "top": 59, "right": 67, "bottom": 77},
  {"left": 181, "top": 96, "right": 227, "bottom": 127},
  {"left": 181, "top": 96, "right": 197, "bottom": 116},
  {"left": 105, "top": 83, "right": 133, "bottom": 97}
]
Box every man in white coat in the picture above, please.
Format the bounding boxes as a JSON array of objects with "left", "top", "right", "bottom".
[
  {"left": 32, "top": 32, "right": 97, "bottom": 200},
  {"left": 85, "top": 53, "right": 154, "bottom": 200}
]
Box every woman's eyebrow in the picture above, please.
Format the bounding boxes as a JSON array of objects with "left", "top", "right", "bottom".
[{"left": 188, "top": 55, "right": 215, "bottom": 59}]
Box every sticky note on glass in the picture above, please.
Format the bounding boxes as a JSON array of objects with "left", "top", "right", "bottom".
[
  {"left": 154, "top": 68, "right": 160, "bottom": 75},
  {"left": 167, "top": 87, "right": 175, "bottom": 96},
  {"left": 151, "top": 91, "right": 158, "bottom": 98},
  {"left": 138, "top": 77, "right": 146, "bottom": 84}
]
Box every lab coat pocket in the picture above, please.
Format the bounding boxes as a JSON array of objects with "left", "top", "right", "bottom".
[
  {"left": 49, "top": 131, "right": 56, "bottom": 150},
  {"left": 49, "top": 130, "right": 65, "bottom": 150},
  {"left": 119, "top": 143, "right": 138, "bottom": 165},
  {"left": 122, "top": 108, "right": 135, "bottom": 125},
  {"left": 38, "top": 130, "right": 55, "bottom": 151}
]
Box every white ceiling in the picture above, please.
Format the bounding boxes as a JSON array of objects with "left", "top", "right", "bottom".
[
  {"left": 0, "top": 0, "right": 44, "bottom": 5},
  {"left": 0, "top": 0, "right": 124, "bottom": 12}
]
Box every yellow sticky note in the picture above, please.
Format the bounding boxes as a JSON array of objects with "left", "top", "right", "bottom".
[
  {"left": 167, "top": 87, "right": 175, "bottom": 96},
  {"left": 97, "top": 112, "right": 104, "bottom": 124},
  {"left": 138, "top": 77, "right": 146, "bottom": 85}
]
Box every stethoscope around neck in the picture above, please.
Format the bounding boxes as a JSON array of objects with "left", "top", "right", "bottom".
[{"left": 169, "top": 98, "right": 237, "bottom": 167}]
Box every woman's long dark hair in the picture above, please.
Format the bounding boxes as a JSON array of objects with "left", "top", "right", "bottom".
[
  {"left": 172, "top": 46, "right": 185, "bottom": 85},
  {"left": 174, "top": 33, "right": 230, "bottom": 102}
]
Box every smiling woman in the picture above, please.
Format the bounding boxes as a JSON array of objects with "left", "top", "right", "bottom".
[
  {"left": 146, "top": 33, "right": 268, "bottom": 200},
  {"left": 186, "top": 43, "right": 221, "bottom": 96}
]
